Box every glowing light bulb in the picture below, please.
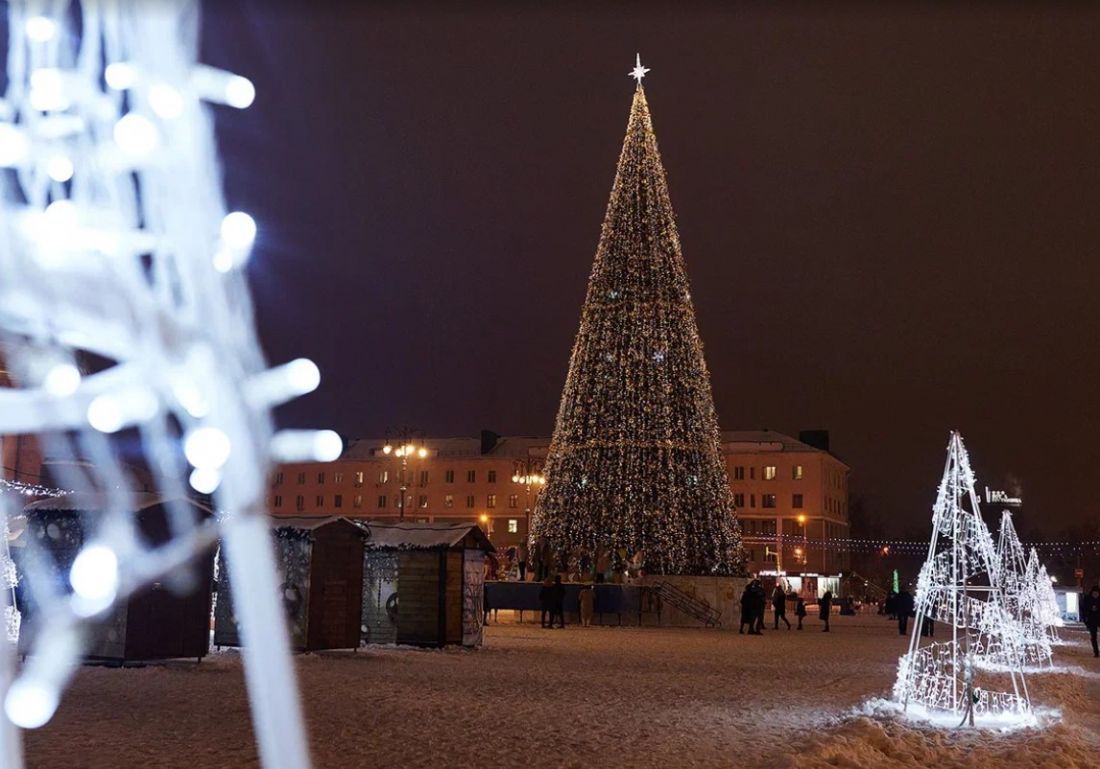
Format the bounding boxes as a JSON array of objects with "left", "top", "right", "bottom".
[
  {"left": 43, "top": 363, "right": 81, "bottom": 397},
  {"left": 104, "top": 62, "right": 138, "bottom": 90},
  {"left": 0, "top": 123, "right": 31, "bottom": 166},
  {"left": 70, "top": 544, "right": 119, "bottom": 610},
  {"left": 418, "top": 448, "right": 427, "bottom": 458},
  {"left": 4, "top": 680, "right": 59, "bottom": 730},
  {"left": 46, "top": 155, "right": 74, "bottom": 182},
  {"left": 312, "top": 430, "right": 343, "bottom": 462},
  {"left": 29, "top": 68, "right": 69, "bottom": 111},
  {"left": 285, "top": 358, "right": 320, "bottom": 394},
  {"left": 220, "top": 211, "right": 256, "bottom": 250},
  {"left": 383, "top": 445, "right": 393, "bottom": 455},
  {"left": 87, "top": 395, "right": 124, "bottom": 433},
  {"left": 224, "top": 75, "right": 256, "bottom": 109},
  {"left": 149, "top": 83, "right": 185, "bottom": 119},
  {"left": 184, "top": 427, "right": 232, "bottom": 470},
  {"left": 25, "top": 16, "right": 58, "bottom": 43},
  {"left": 189, "top": 467, "right": 221, "bottom": 494},
  {"left": 113, "top": 113, "right": 159, "bottom": 157}
]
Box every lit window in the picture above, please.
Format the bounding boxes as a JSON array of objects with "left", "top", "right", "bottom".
[
  {"left": 487, "top": 494, "right": 497, "bottom": 508},
  {"left": 509, "top": 494, "right": 518, "bottom": 508},
  {"left": 419, "top": 495, "right": 428, "bottom": 508},
  {"left": 445, "top": 470, "right": 455, "bottom": 483},
  {"left": 354, "top": 471, "right": 364, "bottom": 487},
  {"left": 793, "top": 465, "right": 803, "bottom": 480},
  {"left": 762, "top": 494, "right": 776, "bottom": 508},
  {"left": 488, "top": 470, "right": 497, "bottom": 483},
  {"left": 764, "top": 466, "right": 776, "bottom": 480},
  {"left": 792, "top": 494, "right": 804, "bottom": 509},
  {"left": 507, "top": 519, "right": 518, "bottom": 534},
  {"left": 444, "top": 494, "right": 454, "bottom": 508},
  {"left": 334, "top": 494, "right": 342, "bottom": 508},
  {"left": 377, "top": 495, "right": 387, "bottom": 509},
  {"left": 334, "top": 472, "right": 343, "bottom": 483},
  {"left": 353, "top": 495, "right": 362, "bottom": 508},
  {"left": 274, "top": 472, "right": 284, "bottom": 485},
  {"left": 274, "top": 495, "right": 283, "bottom": 508},
  {"left": 466, "top": 495, "right": 475, "bottom": 508},
  {"left": 379, "top": 470, "right": 389, "bottom": 484},
  {"left": 467, "top": 470, "right": 476, "bottom": 483}
]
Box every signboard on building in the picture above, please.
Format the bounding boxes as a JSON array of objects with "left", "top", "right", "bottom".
[{"left": 984, "top": 487, "right": 1022, "bottom": 507}]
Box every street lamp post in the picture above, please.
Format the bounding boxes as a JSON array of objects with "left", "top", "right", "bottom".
[
  {"left": 797, "top": 514, "right": 808, "bottom": 571},
  {"left": 511, "top": 457, "right": 546, "bottom": 540},
  {"left": 382, "top": 435, "right": 427, "bottom": 521}
]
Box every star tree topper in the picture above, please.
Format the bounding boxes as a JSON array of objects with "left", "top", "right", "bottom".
[{"left": 630, "top": 53, "right": 650, "bottom": 84}]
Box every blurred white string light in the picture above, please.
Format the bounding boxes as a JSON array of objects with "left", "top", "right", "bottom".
[{"left": 0, "top": 2, "right": 327, "bottom": 767}]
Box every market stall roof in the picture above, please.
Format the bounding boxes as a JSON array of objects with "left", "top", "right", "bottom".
[
  {"left": 269, "top": 516, "right": 359, "bottom": 531},
  {"left": 24, "top": 492, "right": 211, "bottom": 514},
  {"left": 361, "top": 521, "right": 494, "bottom": 553}
]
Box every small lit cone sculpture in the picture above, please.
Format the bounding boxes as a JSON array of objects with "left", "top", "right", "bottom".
[
  {"left": 0, "top": 4, "right": 328, "bottom": 768},
  {"left": 894, "top": 431, "right": 1031, "bottom": 726},
  {"left": 995, "top": 513, "right": 1053, "bottom": 667}
]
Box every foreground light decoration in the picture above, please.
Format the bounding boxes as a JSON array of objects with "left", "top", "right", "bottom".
[
  {"left": 894, "top": 431, "right": 1031, "bottom": 726},
  {"left": 0, "top": 3, "right": 324, "bottom": 768},
  {"left": 995, "top": 512, "right": 1053, "bottom": 667},
  {"left": 1028, "top": 549, "right": 1062, "bottom": 640},
  {"left": 530, "top": 58, "right": 742, "bottom": 575}
]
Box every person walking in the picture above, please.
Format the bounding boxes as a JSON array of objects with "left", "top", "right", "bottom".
[
  {"left": 772, "top": 584, "right": 791, "bottom": 630},
  {"left": 516, "top": 541, "right": 529, "bottom": 582},
  {"left": 750, "top": 579, "right": 767, "bottom": 634},
  {"left": 1082, "top": 585, "right": 1100, "bottom": 658},
  {"left": 819, "top": 591, "right": 832, "bottom": 632},
  {"left": 548, "top": 574, "right": 566, "bottom": 628},
  {"left": 895, "top": 588, "right": 914, "bottom": 636},
  {"left": 579, "top": 584, "right": 595, "bottom": 628},
  {"left": 795, "top": 595, "right": 807, "bottom": 630},
  {"left": 739, "top": 584, "right": 758, "bottom": 635}
]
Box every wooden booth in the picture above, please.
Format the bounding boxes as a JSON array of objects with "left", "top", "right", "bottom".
[
  {"left": 18, "top": 493, "right": 214, "bottom": 663},
  {"left": 214, "top": 516, "right": 365, "bottom": 652},
  {"left": 361, "top": 521, "right": 493, "bottom": 648}
]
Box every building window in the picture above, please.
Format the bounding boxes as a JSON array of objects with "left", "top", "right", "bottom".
[
  {"left": 509, "top": 494, "right": 518, "bottom": 508},
  {"left": 507, "top": 519, "right": 518, "bottom": 534},
  {"left": 353, "top": 495, "right": 362, "bottom": 508},
  {"left": 793, "top": 465, "right": 803, "bottom": 480},
  {"left": 734, "top": 493, "right": 745, "bottom": 507},
  {"left": 466, "top": 495, "right": 475, "bottom": 509},
  {"left": 750, "top": 467, "right": 755, "bottom": 480},
  {"left": 354, "top": 470, "right": 364, "bottom": 487},
  {"left": 733, "top": 466, "right": 744, "bottom": 480},
  {"left": 487, "top": 494, "right": 497, "bottom": 508},
  {"left": 334, "top": 472, "right": 343, "bottom": 483},
  {"left": 444, "top": 494, "right": 454, "bottom": 508},
  {"left": 419, "top": 470, "right": 429, "bottom": 487},
  {"left": 762, "top": 494, "right": 776, "bottom": 508},
  {"left": 377, "top": 495, "right": 386, "bottom": 509},
  {"left": 445, "top": 470, "right": 455, "bottom": 483},
  {"left": 297, "top": 472, "right": 305, "bottom": 484},
  {"left": 317, "top": 472, "right": 325, "bottom": 484},
  {"left": 750, "top": 494, "right": 756, "bottom": 508},
  {"left": 793, "top": 494, "right": 804, "bottom": 509},
  {"left": 334, "top": 494, "right": 342, "bottom": 508},
  {"left": 315, "top": 495, "right": 323, "bottom": 507},
  {"left": 274, "top": 495, "right": 283, "bottom": 508},
  {"left": 763, "top": 466, "right": 776, "bottom": 480},
  {"left": 274, "top": 472, "right": 283, "bottom": 485},
  {"left": 467, "top": 470, "right": 476, "bottom": 483},
  {"left": 488, "top": 470, "right": 497, "bottom": 483},
  {"left": 295, "top": 495, "right": 304, "bottom": 511},
  {"left": 379, "top": 470, "right": 389, "bottom": 484},
  {"left": 419, "top": 495, "right": 428, "bottom": 508}
]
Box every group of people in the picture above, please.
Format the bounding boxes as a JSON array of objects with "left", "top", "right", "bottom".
[
  {"left": 739, "top": 580, "right": 822, "bottom": 633},
  {"left": 535, "top": 576, "right": 597, "bottom": 628},
  {"left": 496, "top": 538, "right": 646, "bottom": 585}
]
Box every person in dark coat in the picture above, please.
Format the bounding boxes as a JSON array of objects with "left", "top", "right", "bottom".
[
  {"left": 772, "top": 585, "right": 791, "bottom": 629},
  {"left": 818, "top": 591, "right": 832, "bottom": 632},
  {"left": 548, "top": 574, "right": 566, "bottom": 628},
  {"left": 795, "top": 595, "right": 807, "bottom": 630},
  {"left": 750, "top": 579, "right": 767, "bottom": 633},
  {"left": 538, "top": 577, "right": 553, "bottom": 628},
  {"left": 1082, "top": 585, "right": 1100, "bottom": 658},
  {"left": 895, "top": 588, "right": 915, "bottom": 636},
  {"left": 739, "top": 584, "right": 755, "bottom": 634}
]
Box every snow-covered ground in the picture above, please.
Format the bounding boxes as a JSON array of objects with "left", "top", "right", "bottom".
[{"left": 21, "top": 615, "right": 1100, "bottom": 768}]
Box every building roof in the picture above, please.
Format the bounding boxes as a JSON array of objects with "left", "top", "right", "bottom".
[
  {"left": 24, "top": 492, "right": 212, "bottom": 514},
  {"left": 720, "top": 430, "right": 823, "bottom": 452},
  {"left": 361, "top": 521, "right": 494, "bottom": 552}
]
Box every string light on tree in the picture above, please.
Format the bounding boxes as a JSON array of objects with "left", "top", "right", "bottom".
[{"left": 530, "top": 57, "right": 743, "bottom": 576}]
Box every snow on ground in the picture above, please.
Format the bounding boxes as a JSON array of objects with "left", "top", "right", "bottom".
[{"left": 20, "top": 615, "right": 1100, "bottom": 769}]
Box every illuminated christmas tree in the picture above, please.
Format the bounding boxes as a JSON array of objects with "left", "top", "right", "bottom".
[
  {"left": 530, "top": 58, "right": 742, "bottom": 576},
  {"left": 995, "top": 512, "right": 1053, "bottom": 666}
]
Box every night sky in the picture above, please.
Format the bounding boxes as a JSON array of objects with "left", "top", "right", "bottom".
[{"left": 202, "top": 2, "right": 1100, "bottom": 535}]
